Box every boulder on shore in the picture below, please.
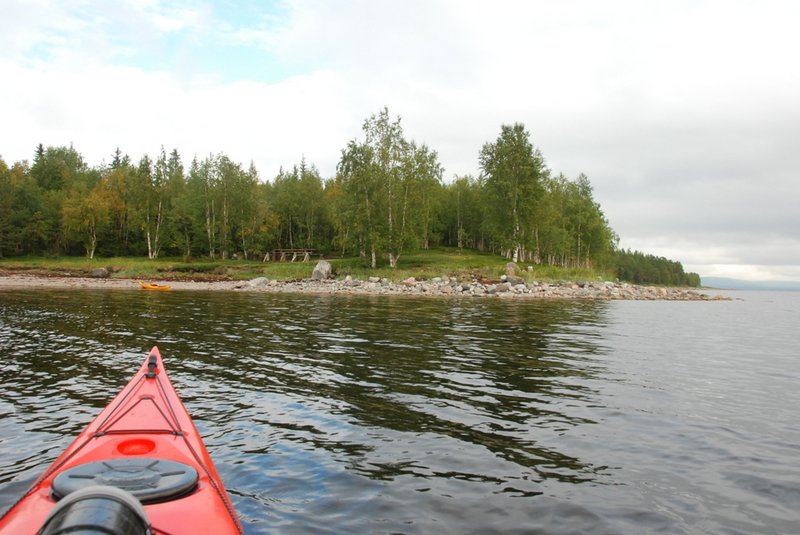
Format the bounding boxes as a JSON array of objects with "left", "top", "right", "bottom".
[
  {"left": 311, "top": 260, "right": 333, "bottom": 280},
  {"left": 90, "top": 268, "right": 110, "bottom": 279},
  {"left": 506, "top": 275, "right": 525, "bottom": 285},
  {"left": 247, "top": 277, "right": 268, "bottom": 288}
]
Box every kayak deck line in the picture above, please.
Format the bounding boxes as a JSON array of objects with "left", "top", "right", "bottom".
[
  {"left": 92, "top": 430, "right": 186, "bottom": 437},
  {"left": 94, "top": 391, "right": 183, "bottom": 436},
  {"left": 0, "top": 347, "right": 243, "bottom": 534}
]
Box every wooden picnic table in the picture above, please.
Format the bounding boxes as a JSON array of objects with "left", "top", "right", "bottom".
[{"left": 263, "top": 249, "right": 315, "bottom": 262}]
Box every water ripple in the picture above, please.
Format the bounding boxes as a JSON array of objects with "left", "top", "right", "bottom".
[{"left": 2, "top": 290, "right": 799, "bottom": 534}]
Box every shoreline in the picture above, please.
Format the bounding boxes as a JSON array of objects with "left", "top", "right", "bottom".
[{"left": 0, "top": 273, "right": 726, "bottom": 300}]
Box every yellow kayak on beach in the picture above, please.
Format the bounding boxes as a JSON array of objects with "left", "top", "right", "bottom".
[{"left": 139, "top": 282, "right": 172, "bottom": 291}]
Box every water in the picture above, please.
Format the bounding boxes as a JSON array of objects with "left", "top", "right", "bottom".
[{"left": 1, "top": 289, "right": 798, "bottom": 534}]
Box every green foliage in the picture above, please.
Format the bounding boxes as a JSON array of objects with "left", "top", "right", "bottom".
[
  {"left": 2, "top": 112, "right": 694, "bottom": 284},
  {"left": 479, "top": 123, "right": 546, "bottom": 261},
  {"left": 62, "top": 170, "right": 112, "bottom": 258},
  {"left": 685, "top": 272, "right": 701, "bottom": 287},
  {"left": 615, "top": 249, "right": 700, "bottom": 287},
  {"left": 0, "top": 158, "right": 12, "bottom": 257},
  {"left": 30, "top": 144, "right": 87, "bottom": 191},
  {"left": 440, "top": 175, "right": 487, "bottom": 251},
  {"left": 335, "top": 107, "right": 444, "bottom": 268},
  {"left": 271, "top": 159, "right": 328, "bottom": 251},
  {"left": 156, "top": 262, "right": 219, "bottom": 273}
]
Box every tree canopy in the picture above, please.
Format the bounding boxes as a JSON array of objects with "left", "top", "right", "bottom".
[
  {"left": 335, "top": 108, "right": 443, "bottom": 267},
  {"left": 0, "top": 108, "right": 698, "bottom": 286}
]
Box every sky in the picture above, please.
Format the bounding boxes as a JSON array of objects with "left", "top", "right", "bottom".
[{"left": 2, "top": 0, "right": 799, "bottom": 282}]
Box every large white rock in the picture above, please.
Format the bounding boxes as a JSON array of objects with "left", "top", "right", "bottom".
[
  {"left": 311, "top": 260, "right": 333, "bottom": 280},
  {"left": 247, "top": 277, "right": 268, "bottom": 288}
]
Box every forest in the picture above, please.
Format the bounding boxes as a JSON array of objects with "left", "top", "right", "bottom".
[{"left": 0, "top": 108, "right": 699, "bottom": 286}]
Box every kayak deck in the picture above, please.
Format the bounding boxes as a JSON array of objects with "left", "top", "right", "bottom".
[{"left": 0, "top": 347, "right": 242, "bottom": 534}]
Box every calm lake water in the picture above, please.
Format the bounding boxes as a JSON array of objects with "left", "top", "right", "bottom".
[{"left": 1, "top": 289, "right": 798, "bottom": 534}]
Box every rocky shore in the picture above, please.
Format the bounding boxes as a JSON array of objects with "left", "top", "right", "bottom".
[
  {"left": 0, "top": 270, "right": 724, "bottom": 301},
  {"left": 235, "top": 275, "right": 723, "bottom": 300}
]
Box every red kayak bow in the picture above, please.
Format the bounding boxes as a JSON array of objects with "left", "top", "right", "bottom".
[{"left": 0, "top": 347, "right": 242, "bottom": 534}]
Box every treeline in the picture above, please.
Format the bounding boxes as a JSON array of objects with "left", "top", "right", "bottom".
[
  {"left": 615, "top": 249, "right": 701, "bottom": 287},
  {"left": 0, "top": 108, "right": 697, "bottom": 285}
]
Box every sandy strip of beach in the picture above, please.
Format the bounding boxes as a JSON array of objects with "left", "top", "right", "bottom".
[{"left": 0, "top": 274, "right": 240, "bottom": 291}]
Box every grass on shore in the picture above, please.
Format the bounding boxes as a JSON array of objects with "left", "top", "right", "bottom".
[{"left": 0, "top": 248, "right": 612, "bottom": 284}]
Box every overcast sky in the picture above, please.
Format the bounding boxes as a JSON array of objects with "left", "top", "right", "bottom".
[{"left": 2, "top": 0, "right": 799, "bottom": 281}]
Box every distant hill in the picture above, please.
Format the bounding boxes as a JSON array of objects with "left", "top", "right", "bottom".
[{"left": 702, "top": 277, "right": 800, "bottom": 291}]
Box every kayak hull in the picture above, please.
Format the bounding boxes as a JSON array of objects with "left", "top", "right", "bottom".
[
  {"left": 0, "top": 347, "right": 242, "bottom": 534},
  {"left": 139, "top": 282, "right": 172, "bottom": 291}
]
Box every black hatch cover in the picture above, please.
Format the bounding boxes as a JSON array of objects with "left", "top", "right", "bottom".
[{"left": 52, "top": 458, "right": 198, "bottom": 503}]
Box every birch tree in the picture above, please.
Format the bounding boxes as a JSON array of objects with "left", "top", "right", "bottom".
[
  {"left": 62, "top": 173, "right": 111, "bottom": 258},
  {"left": 479, "top": 123, "right": 546, "bottom": 262},
  {"left": 336, "top": 140, "right": 379, "bottom": 266},
  {"left": 336, "top": 108, "right": 443, "bottom": 267}
]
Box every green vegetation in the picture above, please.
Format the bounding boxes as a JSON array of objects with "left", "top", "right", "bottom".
[
  {"left": 615, "top": 250, "right": 701, "bottom": 287},
  {"left": 0, "top": 247, "right": 611, "bottom": 282},
  {"left": 0, "top": 108, "right": 699, "bottom": 286},
  {"left": 0, "top": 249, "right": 612, "bottom": 284}
]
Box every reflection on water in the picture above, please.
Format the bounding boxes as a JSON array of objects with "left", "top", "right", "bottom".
[{"left": 2, "top": 289, "right": 798, "bottom": 534}]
